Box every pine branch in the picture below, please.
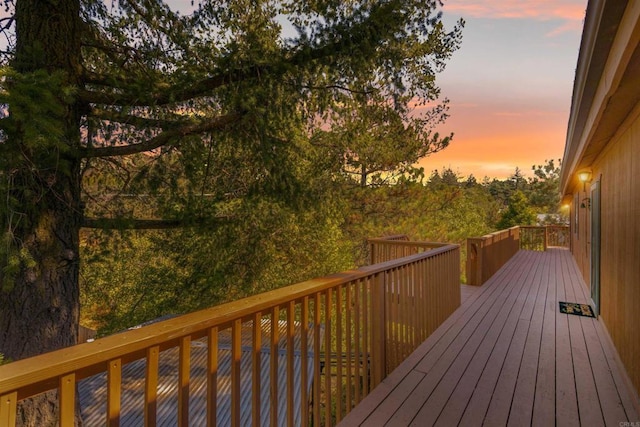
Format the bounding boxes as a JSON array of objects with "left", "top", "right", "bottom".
[
  {"left": 79, "top": 2, "right": 400, "bottom": 107},
  {"left": 82, "top": 215, "right": 231, "bottom": 230},
  {"left": 89, "top": 107, "right": 187, "bottom": 129},
  {"left": 78, "top": 69, "right": 255, "bottom": 107},
  {"left": 82, "top": 218, "right": 181, "bottom": 229},
  {"left": 81, "top": 111, "right": 244, "bottom": 158}
]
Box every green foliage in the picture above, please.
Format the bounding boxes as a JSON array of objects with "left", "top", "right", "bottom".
[
  {"left": 71, "top": 0, "right": 464, "bottom": 239},
  {"left": 67, "top": 0, "right": 464, "bottom": 333},
  {"left": 2, "top": 0, "right": 467, "bottom": 342},
  {"left": 528, "top": 159, "right": 562, "bottom": 213},
  {"left": 0, "top": 232, "right": 37, "bottom": 292},
  {"left": 333, "top": 167, "right": 499, "bottom": 266},
  {"left": 0, "top": 68, "right": 76, "bottom": 162},
  {"left": 390, "top": 169, "right": 498, "bottom": 241},
  {"left": 81, "top": 201, "right": 353, "bottom": 335},
  {"left": 496, "top": 190, "right": 537, "bottom": 229},
  {"left": 484, "top": 160, "right": 562, "bottom": 217},
  {"left": 0, "top": 68, "right": 62, "bottom": 132},
  {"left": 0, "top": 352, "right": 10, "bottom": 365},
  {"left": 79, "top": 154, "right": 565, "bottom": 333},
  {"left": 310, "top": 95, "right": 452, "bottom": 189},
  {"left": 0, "top": 67, "right": 79, "bottom": 297}
]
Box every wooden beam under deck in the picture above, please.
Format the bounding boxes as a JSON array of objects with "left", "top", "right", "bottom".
[{"left": 340, "top": 249, "right": 639, "bottom": 426}]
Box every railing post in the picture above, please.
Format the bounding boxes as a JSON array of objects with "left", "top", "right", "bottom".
[
  {"left": 544, "top": 226, "right": 549, "bottom": 251},
  {"left": 370, "top": 272, "right": 386, "bottom": 387},
  {"left": 466, "top": 238, "right": 483, "bottom": 286},
  {"left": 369, "top": 241, "right": 375, "bottom": 265}
]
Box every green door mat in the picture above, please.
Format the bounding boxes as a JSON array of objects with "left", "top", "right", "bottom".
[{"left": 559, "top": 302, "right": 596, "bottom": 318}]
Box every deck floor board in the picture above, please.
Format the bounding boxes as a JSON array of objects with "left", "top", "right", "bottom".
[
  {"left": 386, "top": 254, "right": 522, "bottom": 426},
  {"left": 339, "top": 249, "right": 639, "bottom": 426},
  {"left": 432, "top": 250, "right": 533, "bottom": 427}
]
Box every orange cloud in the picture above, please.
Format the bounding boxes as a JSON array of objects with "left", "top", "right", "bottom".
[{"left": 417, "top": 99, "right": 568, "bottom": 180}]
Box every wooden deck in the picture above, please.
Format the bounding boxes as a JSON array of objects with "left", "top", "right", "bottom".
[
  {"left": 460, "top": 284, "right": 478, "bottom": 305},
  {"left": 340, "top": 249, "right": 640, "bottom": 426}
]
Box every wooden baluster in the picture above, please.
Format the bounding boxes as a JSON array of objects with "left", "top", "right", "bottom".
[
  {"left": 0, "top": 392, "right": 17, "bottom": 427},
  {"left": 145, "top": 346, "right": 159, "bottom": 427},
  {"left": 107, "top": 358, "right": 121, "bottom": 427},
  {"left": 59, "top": 373, "right": 75, "bottom": 426},
  {"left": 408, "top": 264, "right": 415, "bottom": 351},
  {"left": 398, "top": 267, "right": 404, "bottom": 367},
  {"left": 231, "top": 322, "right": 241, "bottom": 427},
  {"left": 252, "top": 313, "right": 262, "bottom": 427},
  {"left": 345, "top": 283, "right": 353, "bottom": 412},
  {"left": 207, "top": 327, "right": 219, "bottom": 427},
  {"left": 335, "top": 285, "right": 343, "bottom": 422},
  {"left": 419, "top": 259, "right": 426, "bottom": 341},
  {"left": 388, "top": 269, "right": 396, "bottom": 373},
  {"left": 300, "top": 297, "right": 309, "bottom": 426},
  {"left": 313, "top": 294, "right": 321, "bottom": 426},
  {"left": 362, "top": 278, "right": 369, "bottom": 396},
  {"left": 178, "top": 336, "right": 191, "bottom": 427},
  {"left": 270, "top": 306, "right": 280, "bottom": 426},
  {"left": 370, "top": 272, "right": 386, "bottom": 388},
  {"left": 354, "top": 281, "right": 361, "bottom": 404},
  {"left": 287, "top": 302, "right": 295, "bottom": 427},
  {"left": 324, "top": 289, "right": 332, "bottom": 427}
]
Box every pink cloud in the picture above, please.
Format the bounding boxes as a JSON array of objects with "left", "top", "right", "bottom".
[
  {"left": 493, "top": 109, "right": 555, "bottom": 117},
  {"left": 545, "top": 19, "right": 584, "bottom": 37},
  {"left": 493, "top": 111, "right": 524, "bottom": 117},
  {"left": 443, "top": 0, "right": 586, "bottom": 26}
]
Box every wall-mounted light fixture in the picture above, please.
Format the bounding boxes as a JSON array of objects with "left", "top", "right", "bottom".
[{"left": 577, "top": 169, "right": 592, "bottom": 192}]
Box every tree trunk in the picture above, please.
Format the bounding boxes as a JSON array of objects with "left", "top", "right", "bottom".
[{"left": 0, "top": 0, "right": 83, "bottom": 425}]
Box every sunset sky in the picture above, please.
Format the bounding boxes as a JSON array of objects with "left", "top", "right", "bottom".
[
  {"left": 419, "top": 0, "right": 587, "bottom": 180},
  {"left": 160, "top": 0, "right": 587, "bottom": 181}
]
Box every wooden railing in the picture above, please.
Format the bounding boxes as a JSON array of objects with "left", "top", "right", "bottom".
[
  {"left": 466, "top": 227, "right": 520, "bottom": 286},
  {"left": 519, "top": 226, "right": 547, "bottom": 251},
  {"left": 466, "top": 225, "right": 570, "bottom": 286},
  {"left": 520, "top": 225, "right": 570, "bottom": 251},
  {"left": 0, "top": 244, "right": 460, "bottom": 427},
  {"left": 368, "top": 236, "right": 448, "bottom": 264},
  {"left": 545, "top": 225, "right": 570, "bottom": 248}
]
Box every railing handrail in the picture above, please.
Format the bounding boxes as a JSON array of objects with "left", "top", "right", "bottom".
[
  {"left": 467, "top": 226, "right": 520, "bottom": 242},
  {"left": 469, "top": 225, "right": 569, "bottom": 241},
  {"left": 519, "top": 224, "right": 567, "bottom": 228},
  {"left": 366, "top": 239, "right": 447, "bottom": 248},
  {"left": 372, "top": 234, "right": 410, "bottom": 241},
  {"left": 367, "top": 236, "right": 448, "bottom": 265},
  {"left": 0, "top": 243, "right": 459, "bottom": 402}
]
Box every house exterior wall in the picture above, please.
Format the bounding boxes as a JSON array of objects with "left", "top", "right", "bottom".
[{"left": 568, "top": 103, "right": 640, "bottom": 398}]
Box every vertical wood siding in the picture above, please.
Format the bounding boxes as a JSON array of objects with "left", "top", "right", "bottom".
[{"left": 569, "top": 108, "right": 640, "bottom": 399}]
